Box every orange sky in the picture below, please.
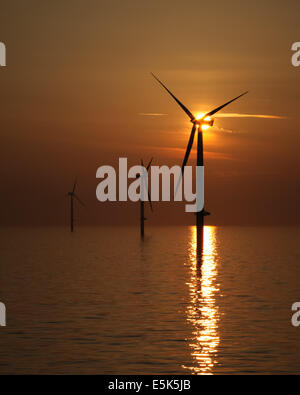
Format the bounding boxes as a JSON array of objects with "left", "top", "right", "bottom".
[{"left": 1, "top": 0, "right": 300, "bottom": 225}]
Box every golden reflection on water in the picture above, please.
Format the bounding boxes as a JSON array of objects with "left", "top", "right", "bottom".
[{"left": 183, "top": 225, "right": 220, "bottom": 375}]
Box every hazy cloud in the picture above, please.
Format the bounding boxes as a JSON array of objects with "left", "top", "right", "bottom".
[
  {"left": 215, "top": 113, "right": 287, "bottom": 119},
  {"left": 139, "top": 113, "right": 168, "bottom": 116}
]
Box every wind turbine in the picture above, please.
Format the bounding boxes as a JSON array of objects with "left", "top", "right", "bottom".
[
  {"left": 137, "top": 158, "right": 153, "bottom": 238},
  {"left": 151, "top": 73, "right": 248, "bottom": 226},
  {"left": 67, "top": 179, "right": 85, "bottom": 232}
]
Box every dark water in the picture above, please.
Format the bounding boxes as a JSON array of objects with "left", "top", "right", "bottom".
[{"left": 0, "top": 226, "right": 300, "bottom": 374}]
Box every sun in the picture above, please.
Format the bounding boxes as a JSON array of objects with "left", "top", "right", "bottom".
[
  {"left": 196, "top": 112, "right": 205, "bottom": 120},
  {"left": 201, "top": 124, "right": 210, "bottom": 131},
  {"left": 196, "top": 113, "right": 213, "bottom": 131}
]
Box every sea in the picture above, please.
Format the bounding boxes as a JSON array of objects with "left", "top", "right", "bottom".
[{"left": 0, "top": 225, "right": 300, "bottom": 374}]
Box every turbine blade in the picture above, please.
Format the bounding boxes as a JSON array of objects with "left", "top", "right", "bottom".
[
  {"left": 136, "top": 159, "right": 144, "bottom": 180},
  {"left": 174, "top": 125, "right": 196, "bottom": 198},
  {"left": 151, "top": 73, "right": 196, "bottom": 121},
  {"left": 148, "top": 189, "right": 153, "bottom": 212},
  {"left": 146, "top": 157, "right": 153, "bottom": 171},
  {"left": 74, "top": 194, "right": 85, "bottom": 206},
  {"left": 72, "top": 178, "right": 77, "bottom": 193},
  {"left": 204, "top": 91, "right": 248, "bottom": 118},
  {"left": 140, "top": 162, "right": 152, "bottom": 210},
  {"left": 181, "top": 125, "right": 196, "bottom": 174}
]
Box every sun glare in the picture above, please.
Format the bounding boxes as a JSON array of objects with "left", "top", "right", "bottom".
[
  {"left": 195, "top": 114, "right": 213, "bottom": 131},
  {"left": 197, "top": 115, "right": 212, "bottom": 131},
  {"left": 196, "top": 113, "right": 205, "bottom": 120},
  {"left": 201, "top": 124, "right": 210, "bottom": 131},
  {"left": 183, "top": 226, "right": 220, "bottom": 374}
]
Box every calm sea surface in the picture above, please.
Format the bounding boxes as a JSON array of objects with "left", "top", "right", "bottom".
[{"left": 0, "top": 226, "right": 300, "bottom": 374}]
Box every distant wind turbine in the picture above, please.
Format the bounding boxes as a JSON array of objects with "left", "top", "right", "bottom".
[
  {"left": 151, "top": 73, "right": 248, "bottom": 226},
  {"left": 137, "top": 158, "right": 153, "bottom": 238},
  {"left": 67, "top": 179, "right": 85, "bottom": 232}
]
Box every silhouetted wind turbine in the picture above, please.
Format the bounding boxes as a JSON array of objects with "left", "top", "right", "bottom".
[
  {"left": 151, "top": 73, "right": 248, "bottom": 227},
  {"left": 67, "top": 179, "right": 85, "bottom": 232},
  {"left": 137, "top": 158, "right": 153, "bottom": 238}
]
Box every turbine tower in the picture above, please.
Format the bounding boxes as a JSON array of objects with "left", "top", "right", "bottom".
[
  {"left": 67, "top": 179, "right": 85, "bottom": 232},
  {"left": 137, "top": 158, "right": 153, "bottom": 238},
  {"left": 151, "top": 73, "right": 248, "bottom": 227}
]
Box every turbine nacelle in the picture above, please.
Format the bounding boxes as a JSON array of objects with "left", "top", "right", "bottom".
[
  {"left": 67, "top": 180, "right": 85, "bottom": 206},
  {"left": 192, "top": 116, "right": 214, "bottom": 130}
]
